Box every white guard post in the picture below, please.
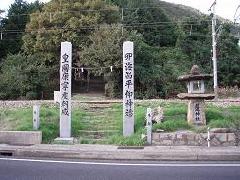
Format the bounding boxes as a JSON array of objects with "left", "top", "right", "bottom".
[
  {"left": 54, "top": 91, "right": 60, "bottom": 104},
  {"left": 123, "top": 41, "right": 134, "bottom": 137},
  {"left": 60, "top": 41, "right": 72, "bottom": 138},
  {"left": 207, "top": 127, "right": 211, "bottom": 148},
  {"left": 33, "top": 105, "right": 40, "bottom": 130},
  {"left": 146, "top": 108, "right": 152, "bottom": 144}
]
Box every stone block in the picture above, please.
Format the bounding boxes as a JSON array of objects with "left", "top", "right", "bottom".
[
  {"left": 214, "top": 133, "right": 227, "bottom": 143},
  {"left": 0, "top": 131, "right": 42, "bottom": 145},
  {"left": 210, "top": 136, "right": 221, "bottom": 146},
  {"left": 152, "top": 133, "right": 160, "bottom": 141},
  {"left": 174, "top": 139, "right": 187, "bottom": 145},
  {"left": 188, "top": 140, "right": 198, "bottom": 146},
  {"left": 186, "top": 133, "right": 196, "bottom": 141},
  {"left": 195, "top": 134, "right": 207, "bottom": 146},
  {"left": 161, "top": 140, "right": 173, "bottom": 146},
  {"left": 159, "top": 133, "right": 175, "bottom": 140},
  {"left": 227, "top": 133, "right": 236, "bottom": 142},
  {"left": 210, "top": 128, "right": 233, "bottom": 133}
]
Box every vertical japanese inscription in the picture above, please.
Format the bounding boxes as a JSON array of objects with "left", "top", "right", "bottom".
[
  {"left": 194, "top": 103, "right": 200, "bottom": 122},
  {"left": 123, "top": 41, "right": 134, "bottom": 136},
  {"left": 60, "top": 42, "right": 72, "bottom": 138}
]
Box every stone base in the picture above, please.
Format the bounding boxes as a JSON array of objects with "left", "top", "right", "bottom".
[
  {"left": 187, "top": 99, "right": 206, "bottom": 126},
  {"left": 0, "top": 131, "right": 42, "bottom": 145},
  {"left": 54, "top": 137, "right": 74, "bottom": 145},
  {"left": 152, "top": 131, "right": 237, "bottom": 146}
]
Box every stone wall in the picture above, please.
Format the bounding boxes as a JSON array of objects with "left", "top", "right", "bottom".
[{"left": 152, "top": 131, "right": 238, "bottom": 146}]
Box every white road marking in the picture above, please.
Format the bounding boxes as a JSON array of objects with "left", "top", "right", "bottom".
[{"left": 0, "top": 158, "right": 240, "bottom": 167}]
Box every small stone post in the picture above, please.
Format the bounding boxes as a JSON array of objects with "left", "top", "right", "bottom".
[
  {"left": 146, "top": 108, "right": 152, "bottom": 145},
  {"left": 33, "top": 105, "right": 40, "bottom": 130}
]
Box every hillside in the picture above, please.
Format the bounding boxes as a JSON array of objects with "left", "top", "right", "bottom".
[{"left": 158, "top": 0, "right": 203, "bottom": 20}]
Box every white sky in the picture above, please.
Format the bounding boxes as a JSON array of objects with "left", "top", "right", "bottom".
[
  {"left": 163, "top": 0, "right": 240, "bottom": 21},
  {"left": 0, "top": 0, "right": 240, "bottom": 21}
]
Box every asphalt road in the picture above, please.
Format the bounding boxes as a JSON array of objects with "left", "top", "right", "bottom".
[{"left": 0, "top": 158, "right": 240, "bottom": 180}]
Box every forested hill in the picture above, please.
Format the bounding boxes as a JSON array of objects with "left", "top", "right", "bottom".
[
  {"left": 0, "top": 0, "right": 239, "bottom": 100},
  {"left": 158, "top": 1, "right": 203, "bottom": 20}
]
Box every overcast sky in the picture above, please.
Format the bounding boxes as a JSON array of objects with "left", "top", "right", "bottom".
[{"left": 1, "top": 0, "right": 239, "bottom": 21}]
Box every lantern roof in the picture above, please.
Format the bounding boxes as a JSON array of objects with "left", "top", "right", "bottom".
[{"left": 178, "top": 65, "right": 213, "bottom": 81}]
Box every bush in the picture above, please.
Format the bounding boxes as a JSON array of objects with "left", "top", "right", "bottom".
[
  {"left": 25, "top": 91, "right": 38, "bottom": 100},
  {"left": 0, "top": 53, "right": 54, "bottom": 100},
  {"left": 153, "top": 119, "right": 191, "bottom": 132}
]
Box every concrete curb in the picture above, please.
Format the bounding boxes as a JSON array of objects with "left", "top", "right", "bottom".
[{"left": 0, "top": 144, "right": 240, "bottom": 161}]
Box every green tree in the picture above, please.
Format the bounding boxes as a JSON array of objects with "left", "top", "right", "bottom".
[
  {"left": 80, "top": 24, "right": 190, "bottom": 98},
  {"left": 218, "top": 23, "right": 240, "bottom": 87},
  {"left": 0, "top": 0, "right": 43, "bottom": 60},
  {"left": 177, "top": 16, "right": 212, "bottom": 72},
  {"left": 0, "top": 53, "right": 52, "bottom": 99},
  {"left": 22, "top": 0, "right": 119, "bottom": 64},
  {"left": 111, "top": 0, "right": 178, "bottom": 47},
  {"left": 0, "top": 0, "right": 43, "bottom": 58}
]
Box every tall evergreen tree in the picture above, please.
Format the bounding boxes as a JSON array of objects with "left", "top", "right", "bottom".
[{"left": 0, "top": 0, "right": 43, "bottom": 60}]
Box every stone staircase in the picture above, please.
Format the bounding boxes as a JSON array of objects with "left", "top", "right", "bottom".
[{"left": 78, "top": 104, "right": 121, "bottom": 144}]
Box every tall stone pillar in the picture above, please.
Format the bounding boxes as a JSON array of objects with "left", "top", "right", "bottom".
[
  {"left": 123, "top": 41, "right": 134, "bottom": 137},
  {"left": 59, "top": 41, "right": 72, "bottom": 140}
]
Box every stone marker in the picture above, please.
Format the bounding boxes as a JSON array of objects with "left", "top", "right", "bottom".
[
  {"left": 123, "top": 41, "right": 134, "bottom": 137},
  {"left": 59, "top": 41, "right": 72, "bottom": 138},
  {"left": 33, "top": 105, "right": 40, "bottom": 130},
  {"left": 146, "top": 108, "right": 152, "bottom": 144},
  {"left": 54, "top": 91, "right": 60, "bottom": 104},
  {"left": 152, "top": 106, "right": 164, "bottom": 124}
]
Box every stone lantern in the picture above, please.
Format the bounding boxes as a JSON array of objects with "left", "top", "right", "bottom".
[{"left": 177, "top": 65, "right": 215, "bottom": 126}]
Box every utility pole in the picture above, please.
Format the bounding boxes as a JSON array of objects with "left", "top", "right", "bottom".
[
  {"left": 234, "top": 5, "right": 240, "bottom": 23},
  {"left": 234, "top": 5, "right": 240, "bottom": 46},
  {"left": 209, "top": 0, "right": 218, "bottom": 99}
]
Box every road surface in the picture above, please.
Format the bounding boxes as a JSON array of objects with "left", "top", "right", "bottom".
[{"left": 0, "top": 158, "right": 240, "bottom": 180}]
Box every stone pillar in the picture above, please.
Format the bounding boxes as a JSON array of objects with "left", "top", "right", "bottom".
[
  {"left": 54, "top": 91, "right": 60, "bottom": 104},
  {"left": 123, "top": 41, "right": 134, "bottom": 137},
  {"left": 187, "top": 99, "right": 206, "bottom": 125},
  {"left": 33, "top": 105, "right": 40, "bottom": 130},
  {"left": 146, "top": 108, "right": 152, "bottom": 144},
  {"left": 59, "top": 41, "right": 72, "bottom": 138}
]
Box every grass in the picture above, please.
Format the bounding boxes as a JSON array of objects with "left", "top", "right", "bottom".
[
  {"left": 0, "top": 106, "right": 86, "bottom": 143},
  {"left": 153, "top": 120, "right": 191, "bottom": 132},
  {"left": 206, "top": 105, "right": 240, "bottom": 129},
  {"left": 0, "top": 102, "right": 239, "bottom": 145}
]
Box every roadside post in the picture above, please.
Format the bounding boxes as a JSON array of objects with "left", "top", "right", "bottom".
[
  {"left": 146, "top": 108, "right": 152, "bottom": 145},
  {"left": 207, "top": 127, "right": 211, "bottom": 148},
  {"left": 33, "top": 105, "right": 40, "bottom": 130}
]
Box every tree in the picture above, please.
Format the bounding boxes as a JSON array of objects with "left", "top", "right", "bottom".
[
  {"left": 22, "top": 0, "right": 119, "bottom": 65},
  {"left": 0, "top": 0, "right": 43, "bottom": 60},
  {"left": 218, "top": 23, "right": 240, "bottom": 87},
  {"left": 177, "top": 16, "right": 212, "bottom": 73},
  {"left": 80, "top": 24, "right": 190, "bottom": 98},
  {"left": 0, "top": 53, "right": 52, "bottom": 99},
  {"left": 110, "top": 0, "right": 178, "bottom": 47}
]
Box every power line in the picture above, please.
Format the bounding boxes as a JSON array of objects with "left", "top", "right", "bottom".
[{"left": 0, "top": 21, "right": 211, "bottom": 33}]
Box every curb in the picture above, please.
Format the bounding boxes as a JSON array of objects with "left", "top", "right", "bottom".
[{"left": 0, "top": 145, "right": 240, "bottom": 161}]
